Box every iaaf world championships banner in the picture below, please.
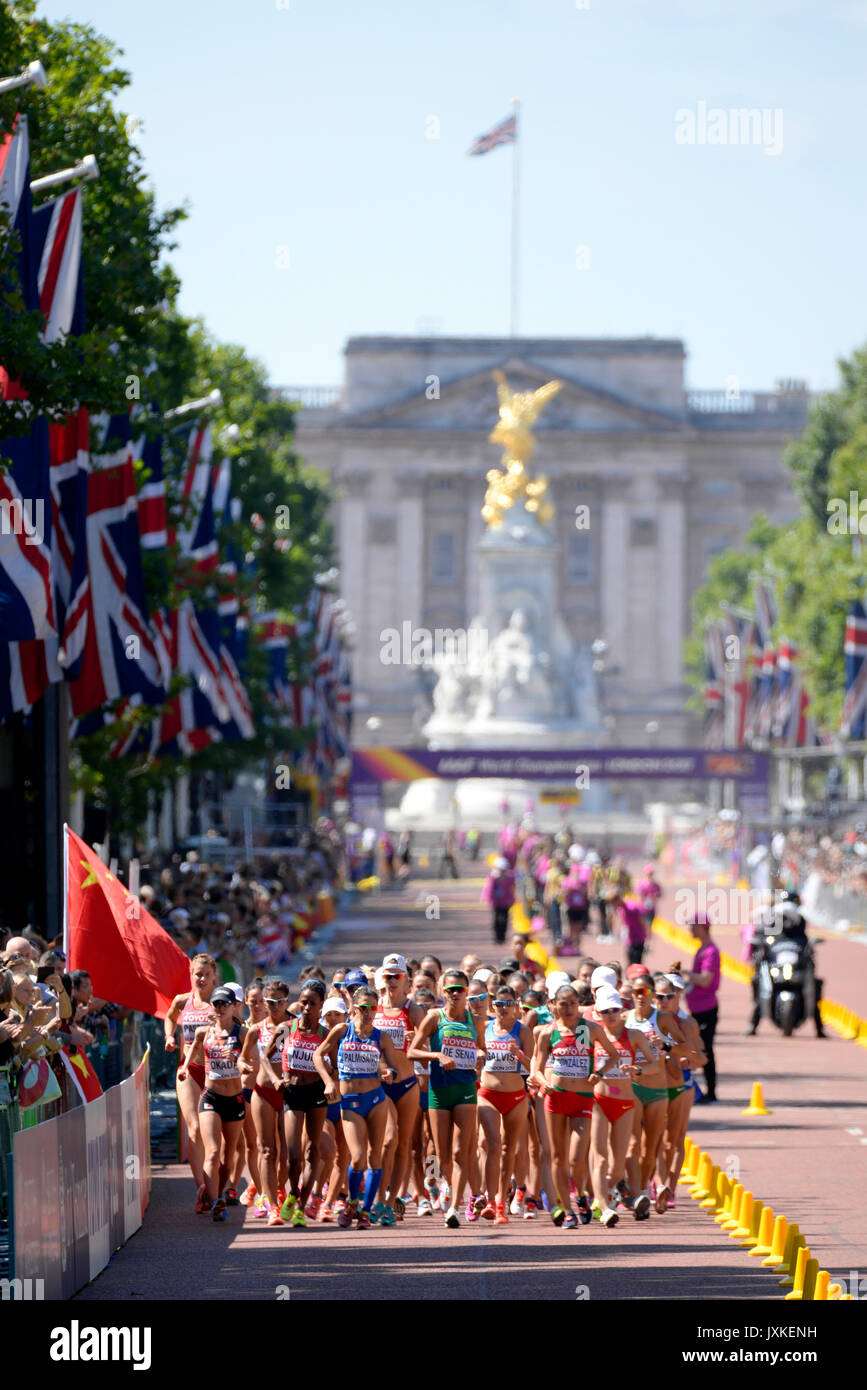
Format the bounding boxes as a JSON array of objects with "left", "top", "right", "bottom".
[{"left": 351, "top": 748, "right": 769, "bottom": 784}]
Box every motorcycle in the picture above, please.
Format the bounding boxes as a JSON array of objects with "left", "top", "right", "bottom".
[{"left": 751, "top": 909, "right": 823, "bottom": 1037}]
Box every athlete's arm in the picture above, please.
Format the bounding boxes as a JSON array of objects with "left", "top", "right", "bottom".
[
  {"left": 313, "top": 1023, "right": 345, "bottom": 1099},
  {"left": 589, "top": 1022, "right": 621, "bottom": 1081},
  {"left": 680, "top": 1016, "right": 707, "bottom": 1067},
  {"left": 176, "top": 1025, "right": 206, "bottom": 1080},
  {"left": 238, "top": 1024, "right": 260, "bottom": 1084},
  {"left": 530, "top": 1024, "right": 553, "bottom": 1089},
  {"left": 407, "top": 1008, "right": 455, "bottom": 1069},
  {"left": 164, "top": 992, "right": 189, "bottom": 1052},
  {"left": 626, "top": 1027, "right": 656, "bottom": 1077},
  {"left": 379, "top": 1031, "right": 401, "bottom": 1084},
  {"left": 510, "top": 1022, "right": 534, "bottom": 1070}
]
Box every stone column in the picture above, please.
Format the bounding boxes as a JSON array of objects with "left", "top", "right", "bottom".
[
  {"left": 397, "top": 474, "right": 426, "bottom": 634},
  {"left": 599, "top": 473, "right": 631, "bottom": 679},
  {"left": 656, "top": 473, "right": 690, "bottom": 691},
  {"left": 337, "top": 469, "right": 371, "bottom": 684}
]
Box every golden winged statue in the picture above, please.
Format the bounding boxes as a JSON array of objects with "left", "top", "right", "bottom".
[{"left": 482, "top": 370, "right": 562, "bottom": 528}]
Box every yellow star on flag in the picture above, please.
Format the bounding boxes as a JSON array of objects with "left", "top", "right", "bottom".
[
  {"left": 70, "top": 1051, "right": 89, "bottom": 1077},
  {"left": 79, "top": 860, "right": 99, "bottom": 889}
]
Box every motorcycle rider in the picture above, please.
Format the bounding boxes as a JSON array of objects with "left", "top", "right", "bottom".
[{"left": 747, "top": 893, "right": 825, "bottom": 1037}]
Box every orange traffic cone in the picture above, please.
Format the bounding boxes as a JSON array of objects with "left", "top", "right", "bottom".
[{"left": 742, "top": 1081, "right": 772, "bottom": 1116}]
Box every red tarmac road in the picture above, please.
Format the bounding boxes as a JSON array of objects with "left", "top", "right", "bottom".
[{"left": 75, "top": 869, "right": 867, "bottom": 1302}]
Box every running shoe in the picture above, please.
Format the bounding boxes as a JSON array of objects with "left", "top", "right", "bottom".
[
  {"left": 267, "top": 1208, "right": 284, "bottom": 1227},
  {"left": 369, "top": 1201, "right": 385, "bottom": 1226},
  {"left": 550, "top": 1205, "right": 566, "bottom": 1227},
  {"left": 465, "top": 1196, "right": 480, "bottom": 1223},
  {"left": 590, "top": 1198, "right": 603, "bottom": 1222},
  {"left": 356, "top": 1208, "right": 372, "bottom": 1230},
  {"left": 291, "top": 1207, "right": 307, "bottom": 1229},
  {"left": 655, "top": 1184, "right": 670, "bottom": 1215},
  {"left": 444, "top": 1206, "right": 461, "bottom": 1229},
  {"left": 600, "top": 1207, "right": 619, "bottom": 1228},
  {"left": 667, "top": 1195, "right": 677, "bottom": 1210},
  {"left": 305, "top": 1194, "right": 322, "bottom": 1220},
  {"left": 279, "top": 1193, "right": 296, "bottom": 1221},
  {"left": 239, "top": 1184, "right": 258, "bottom": 1208},
  {"left": 494, "top": 1200, "right": 508, "bottom": 1225},
  {"left": 417, "top": 1198, "right": 433, "bottom": 1217},
  {"left": 225, "top": 1187, "right": 240, "bottom": 1206},
  {"left": 480, "top": 1200, "right": 496, "bottom": 1221},
  {"left": 194, "top": 1184, "right": 209, "bottom": 1214},
  {"left": 252, "top": 1197, "right": 269, "bottom": 1220},
  {"left": 380, "top": 1204, "right": 397, "bottom": 1227},
  {"left": 336, "top": 1200, "right": 356, "bottom": 1229},
  {"left": 333, "top": 1196, "right": 347, "bottom": 1215},
  {"left": 563, "top": 1211, "right": 579, "bottom": 1230},
  {"left": 523, "top": 1198, "right": 537, "bottom": 1220},
  {"left": 577, "top": 1195, "right": 592, "bottom": 1225},
  {"left": 510, "top": 1186, "right": 526, "bottom": 1216},
  {"left": 318, "top": 1202, "right": 334, "bottom": 1223},
  {"left": 633, "top": 1193, "right": 651, "bottom": 1221},
  {"left": 211, "top": 1197, "right": 227, "bottom": 1223},
  {"left": 276, "top": 1187, "right": 287, "bottom": 1206},
  {"left": 393, "top": 1197, "right": 405, "bottom": 1221}
]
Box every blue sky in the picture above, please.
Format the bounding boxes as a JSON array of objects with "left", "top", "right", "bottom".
[{"left": 35, "top": 0, "right": 867, "bottom": 393}]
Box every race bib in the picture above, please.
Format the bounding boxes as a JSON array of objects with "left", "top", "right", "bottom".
[
  {"left": 551, "top": 1047, "right": 590, "bottom": 1079},
  {"left": 284, "top": 1038, "right": 317, "bottom": 1073},
  {"left": 340, "top": 1040, "right": 381, "bottom": 1076},
  {"left": 442, "top": 1036, "right": 476, "bottom": 1070},
  {"left": 485, "top": 1038, "right": 519, "bottom": 1073}
]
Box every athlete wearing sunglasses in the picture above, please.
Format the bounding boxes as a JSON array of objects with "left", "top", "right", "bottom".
[
  {"left": 314, "top": 986, "right": 402, "bottom": 1229},
  {"left": 477, "top": 987, "right": 533, "bottom": 1223},
  {"left": 408, "top": 969, "right": 486, "bottom": 1228},
  {"left": 373, "top": 955, "right": 426, "bottom": 1225}
]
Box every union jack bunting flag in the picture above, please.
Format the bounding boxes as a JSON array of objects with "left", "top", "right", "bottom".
[
  {"left": 0, "top": 118, "right": 55, "bottom": 648},
  {"left": 841, "top": 597, "right": 867, "bottom": 740},
  {"left": 468, "top": 112, "right": 517, "bottom": 157},
  {"left": 67, "top": 428, "right": 166, "bottom": 718}
]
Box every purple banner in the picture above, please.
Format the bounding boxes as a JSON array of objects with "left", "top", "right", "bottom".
[{"left": 351, "top": 747, "right": 769, "bottom": 783}]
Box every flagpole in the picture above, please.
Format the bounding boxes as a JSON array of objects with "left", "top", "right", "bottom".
[{"left": 510, "top": 97, "right": 521, "bottom": 338}]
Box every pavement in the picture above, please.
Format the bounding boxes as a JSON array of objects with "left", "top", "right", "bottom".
[{"left": 74, "top": 866, "right": 867, "bottom": 1302}]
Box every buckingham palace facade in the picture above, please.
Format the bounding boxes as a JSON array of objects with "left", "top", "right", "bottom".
[{"left": 289, "top": 336, "right": 811, "bottom": 750}]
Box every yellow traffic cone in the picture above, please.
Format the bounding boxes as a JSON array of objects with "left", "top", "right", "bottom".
[
  {"left": 784, "top": 1246, "right": 809, "bottom": 1300},
  {"left": 680, "top": 1137, "right": 694, "bottom": 1177},
  {"left": 761, "top": 1213, "right": 788, "bottom": 1267},
  {"left": 813, "top": 1270, "right": 830, "bottom": 1300},
  {"left": 778, "top": 1228, "right": 803, "bottom": 1287},
  {"left": 691, "top": 1154, "right": 713, "bottom": 1200},
  {"left": 682, "top": 1145, "right": 703, "bottom": 1189},
  {"left": 710, "top": 1171, "right": 730, "bottom": 1219},
  {"left": 700, "top": 1166, "right": 722, "bottom": 1210},
  {"left": 739, "top": 1197, "right": 764, "bottom": 1247},
  {"left": 730, "top": 1190, "right": 753, "bottom": 1239},
  {"left": 720, "top": 1183, "right": 743, "bottom": 1229},
  {"left": 749, "top": 1205, "right": 775, "bottom": 1256},
  {"left": 742, "top": 1081, "right": 772, "bottom": 1116}
]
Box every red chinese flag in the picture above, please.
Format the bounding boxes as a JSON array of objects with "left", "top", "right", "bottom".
[
  {"left": 65, "top": 826, "right": 191, "bottom": 1018},
  {"left": 60, "top": 1044, "right": 103, "bottom": 1103}
]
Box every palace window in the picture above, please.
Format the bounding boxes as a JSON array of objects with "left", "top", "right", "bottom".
[
  {"left": 567, "top": 531, "right": 593, "bottom": 585},
  {"left": 431, "top": 531, "right": 456, "bottom": 584}
]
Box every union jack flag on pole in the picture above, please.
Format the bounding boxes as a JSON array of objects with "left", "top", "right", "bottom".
[{"left": 467, "top": 112, "right": 517, "bottom": 156}]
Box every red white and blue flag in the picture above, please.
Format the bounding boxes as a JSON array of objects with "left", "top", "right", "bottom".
[
  {"left": 468, "top": 112, "right": 517, "bottom": 157},
  {"left": 841, "top": 598, "right": 867, "bottom": 741}
]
